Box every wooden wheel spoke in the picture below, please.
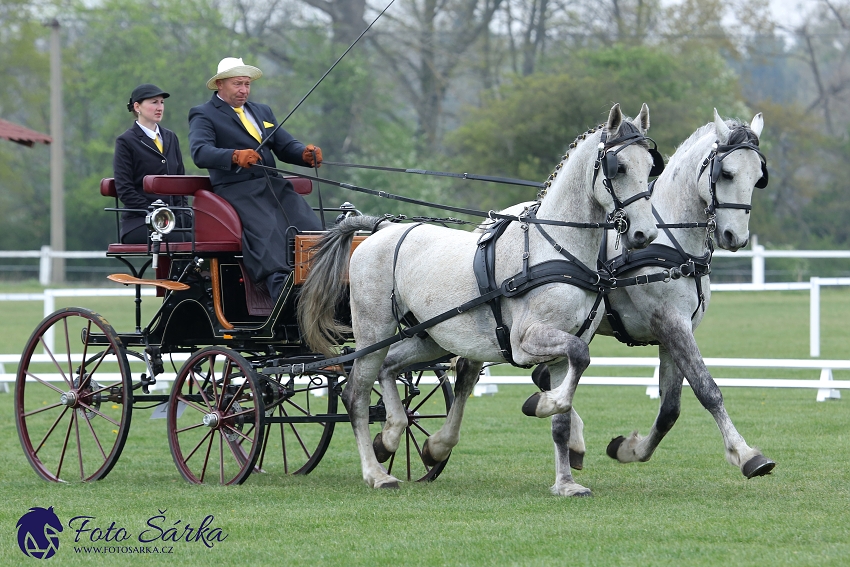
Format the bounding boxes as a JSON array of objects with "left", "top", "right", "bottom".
[
  {"left": 63, "top": 317, "right": 73, "bottom": 378},
  {"left": 175, "top": 421, "right": 207, "bottom": 435},
  {"left": 219, "top": 434, "right": 225, "bottom": 484},
  {"left": 74, "top": 410, "right": 84, "bottom": 479},
  {"left": 80, "top": 349, "right": 114, "bottom": 390},
  {"left": 34, "top": 406, "right": 70, "bottom": 455},
  {"left": 24, "top": 370, "right": 67, "bottom": 394},
  {"left": 183, "top": 429, "right": 214, "bottom": 464},
  {"left": 176, "top": 394, "right": 213, "bottom": 416},
  {"left": 189, "top": 368, "right": 215, "bottom": 412},
  {"left": 80, "top": 408, "right": 108, "bottom": 460},
  {"left": 221, "top": 377, "right": 248, "bottom": 415},
  {"left": 75, "top": 401, "right": 120, "bottom": 427},
  {"left": 38, "top": 336, "right": 71, "bottom": 388},
  {"left": 23, "top": 401, "right": 65, "bottom": 418},
  {"left": 56, "top": 410, "right": 75, "bottom": 479},
  {"left": 221, "top": 423, "right": 255, "bottom": 445},
  {"left": 199, "top": 431, "right": 214, "bottom": 483}
]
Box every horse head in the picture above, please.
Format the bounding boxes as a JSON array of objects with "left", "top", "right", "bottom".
[
  {"left": 592, "top": 103, "right": 660, "bottom": 250},
  {"left": 701, "top": 109, "right": 768, "bottom": 251}
]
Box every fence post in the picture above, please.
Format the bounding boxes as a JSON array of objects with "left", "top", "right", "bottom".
[
  {"left": 810, "top": 277, "right": 820, "bottom": 358},
  {"left": 751, "top": 235, "right": 764, "bottom": 286},
  {"left": 39, "top": 245, "right": 52, "bottom": 286}
]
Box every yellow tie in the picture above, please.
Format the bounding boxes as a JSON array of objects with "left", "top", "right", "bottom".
[
  {"left": 234, "top": 107, "right": 261, "bottom": 142},
  {"left": 154, "top": 133, "right": 163, "bottom": 153}
]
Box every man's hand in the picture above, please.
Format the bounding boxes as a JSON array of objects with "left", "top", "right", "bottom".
[
  {"left": 232, "top": 149, "right": 261, "bottom": 168},
  {"left": 303, "top": 144, "right": 323, "bottom": 167}
]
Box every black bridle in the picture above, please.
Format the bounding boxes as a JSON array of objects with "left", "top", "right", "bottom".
[
  {"left": 697, "top": 139, "right": 768, "bottom": 216},
  {"left": 590, "top": 130, "right": 665, "bottom": 243}
]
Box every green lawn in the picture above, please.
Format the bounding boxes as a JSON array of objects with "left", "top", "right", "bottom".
[
  {"left": 1, "top": 386, "right": 849, "bottom": 566},
  {"left": 1, "top": 282, "right": 850, "bottom": 565}
]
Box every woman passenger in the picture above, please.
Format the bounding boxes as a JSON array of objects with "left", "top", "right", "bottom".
[{"left": 113, "top": 83, "right": 187, "bottom": 244}]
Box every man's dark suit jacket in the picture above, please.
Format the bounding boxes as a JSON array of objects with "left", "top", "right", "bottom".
[{"left": 188, "top": 93, "right": 322, "bottom": 283}]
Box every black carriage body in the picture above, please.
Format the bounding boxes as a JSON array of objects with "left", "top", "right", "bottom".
[{"left": 14, "top": 174, "right": 453, "bottom": 485}]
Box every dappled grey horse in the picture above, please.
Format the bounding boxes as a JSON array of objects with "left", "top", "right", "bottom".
[
  {"left": 533, "top": 110, "right": 775, "bottom": 489},
  {"left": 298, "top": 104, "right": 661, "bottom": 494}
]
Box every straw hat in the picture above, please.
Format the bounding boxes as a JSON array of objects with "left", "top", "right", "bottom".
[{"left": 206, "top": 57, "right": 263, "bottom": 90}]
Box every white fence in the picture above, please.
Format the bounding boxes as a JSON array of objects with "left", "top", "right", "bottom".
[
  {"left": 479, "top": 357, "right": 849, "bottom": 402},
  {"left": 4, "top": 239, "right": 850, "bottom": 286}
]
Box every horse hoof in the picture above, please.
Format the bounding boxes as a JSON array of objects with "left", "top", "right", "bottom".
[
  {"left": 570, "top": 451, "right": 585, "bottom": 470},
  {"left": 606, "top": 436, "right": 625, "bottom": 460},
  {"left": 531, "top": 365, "right": 551, "bottom": 391},
  {"left": 372, "top": 432, "right": 394, "bottom": 464},
  {"left": 742, "top": 455, "right": 776, "bottom": 478},
  {"left": 421, "top": 439, "right": 446, "bottom": 467},
  {"left": 377, "top": 480, "right": 400, "bottom": 489},
  {"left": 522, "top": 392, "right": 542, "bottom": 416}
]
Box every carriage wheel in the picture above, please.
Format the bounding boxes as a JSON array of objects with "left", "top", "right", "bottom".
[
  {"left": 15, "top": 308, "right": 133, "bottom": 482},
  {"left": 167, "top": 347, "right": 264, "bottom": 485},
  {"left": 257, "top": 371, "right": 338, "bottom": 475},
  {"left": 370, "top": 365, "right": 455, "bottom": 482}
]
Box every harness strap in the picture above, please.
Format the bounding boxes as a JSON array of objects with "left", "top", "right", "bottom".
[{"left": 390, "top": 223, "right": 425, "bottom": 337}]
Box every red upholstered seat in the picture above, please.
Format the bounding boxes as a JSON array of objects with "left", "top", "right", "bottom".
[{"left": 103, "top": 174, "right": 313, "bottom": 255}]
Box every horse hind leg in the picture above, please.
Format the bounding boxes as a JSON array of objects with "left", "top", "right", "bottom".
[
  {"left": 341, "top": 351, "right": 403, "bottom": 489},
  {"left": 371, "top": 338, "right": 450, "bottom": 463},
  {"left": 655, "top": 326, "right": 776, "bottom": 478},
  {"left": 533, "top": 365, "right": 585, "bottom": 470},
  {"left": 420, "top": 357, "right": 483, "bottom": 465}
]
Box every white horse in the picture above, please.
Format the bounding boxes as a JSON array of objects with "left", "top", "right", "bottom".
[
  {"left": 298, "top": 104, "right": 660, "bottom": 494},
  {"left": 532, "top": 109, "right": 775, "bottom": 488}
]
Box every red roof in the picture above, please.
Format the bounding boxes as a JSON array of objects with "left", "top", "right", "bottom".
[{"left": 0, "top": 118, "right": 52, "bottom": 147}]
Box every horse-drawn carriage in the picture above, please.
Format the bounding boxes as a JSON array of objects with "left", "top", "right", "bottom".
[
  {"left": 14, "top": 173, "right": 454, "bottom": 485},
  {"left": 15, "top": 104, "right": 774, "bottom": 495}
]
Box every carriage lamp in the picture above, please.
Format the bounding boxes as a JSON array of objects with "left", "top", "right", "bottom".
[
  {"left": 146, "top": 200, "right": 176, "bottom": 236},
  {"left": 146, "top": 200, "right": 176, "bottom": 269}
]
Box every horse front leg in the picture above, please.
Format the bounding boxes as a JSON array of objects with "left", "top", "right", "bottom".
[
  {"left": 533, "top": 358, "right": 593, "bottom": 497},
  {"left": 533, "top": 365, "right": 586, "bottom": 470},
  {"left": 518, "top": 323, "right": 590, "bottom": 418},
  {"left": 654, "top": 319, "right": 776, "bottom": 478},
  {"left": 421, "top": 357, "right": 483, "bottom": 465},
  {"left": 607, "top": 345, "right": 683, "bottom": 463}
]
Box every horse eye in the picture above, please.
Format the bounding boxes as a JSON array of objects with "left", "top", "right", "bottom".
[
  {"left": 721, "top": 170, "right": 733, "bottom": 180},
  {"left": 617, "top": 164, "right": 626, "bottom": 175}
]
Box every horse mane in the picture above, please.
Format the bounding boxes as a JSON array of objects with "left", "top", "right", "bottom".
[
  {"left": 667, "top": 119, "right": 759, "bottom": 170},
  {"left": 538, "top": 116, "right": 647, "bottom": 202}
]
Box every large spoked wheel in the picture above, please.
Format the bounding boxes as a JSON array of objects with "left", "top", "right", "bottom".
[
  {"left": 258, "top": 371, "right": 338, "bottom": 475},
  {"left": 167, "top": 347, "right": 264, "bottom": 485},
  {"left": 15, "top": 308, "right": 133, "bottom": 482},
  {"left": 370, "top": 365, "right": 454, "bottom": 482}
]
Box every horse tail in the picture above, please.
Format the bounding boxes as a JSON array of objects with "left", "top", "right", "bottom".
[{"left": 297, "top": 215, "right": 386, "bottom": 356}]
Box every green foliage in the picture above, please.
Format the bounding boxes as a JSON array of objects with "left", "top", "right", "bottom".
[{"left": 446, "top": 44, "right": 745, "bottom": 211}]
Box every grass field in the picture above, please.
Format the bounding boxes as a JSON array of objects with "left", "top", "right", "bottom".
[{"left": 1, "top": 281, "right": 849, "bottom": 565}]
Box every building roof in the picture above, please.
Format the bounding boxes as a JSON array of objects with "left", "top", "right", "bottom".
[{"left": 0, "top": 118, "right": 52, "bottom": 147}]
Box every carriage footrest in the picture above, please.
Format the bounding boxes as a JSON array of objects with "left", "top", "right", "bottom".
[{"left": 107, "top": 273, "right": 190, "bottom": 291}]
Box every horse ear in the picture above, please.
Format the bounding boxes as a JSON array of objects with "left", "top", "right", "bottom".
[
  {"left": 606, "top": 103, "right": 623, "bottom": 136},
  {"left": 633, "top": 103, "right": 650, "bottom": 134},
  {"left": 714, "top": 108, "right": 731, "bottom": 142},
  {"left": 750, "top": 112, "right": 764, "bottom": 138}
]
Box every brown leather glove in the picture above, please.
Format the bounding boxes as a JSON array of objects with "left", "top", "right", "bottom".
[
  {"left": 232, "top": 149, "right": 261, "bottom": 168},
  {"left": 302, "top": 144, "right": 323, "bottom": 167}
]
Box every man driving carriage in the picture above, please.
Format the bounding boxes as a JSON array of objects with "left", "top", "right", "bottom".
[{"left": 188, "top": 57, "right": 324, "bottom": 300}]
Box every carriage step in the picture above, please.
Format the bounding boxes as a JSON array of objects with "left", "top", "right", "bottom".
[{"left": 108, "top": 273, "right": 190, "bottom": 291}]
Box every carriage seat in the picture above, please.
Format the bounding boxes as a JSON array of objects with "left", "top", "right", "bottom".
[{"left": 103, "top": 175, "right": 313, "bottom": 256}]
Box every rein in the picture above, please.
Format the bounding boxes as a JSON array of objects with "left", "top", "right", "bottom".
[
  {"left": 252, "top": 163, "right": 621, "bottom": 229},
  {"left": 320, "top": 160, "right": 544, "bottom": 189}
]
